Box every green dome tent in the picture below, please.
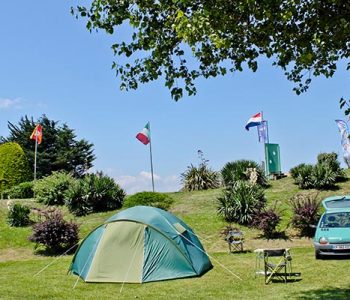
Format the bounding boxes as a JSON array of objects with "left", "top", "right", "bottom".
[{"left": 69, "top": 206, "right": 212, "bottom": 283}]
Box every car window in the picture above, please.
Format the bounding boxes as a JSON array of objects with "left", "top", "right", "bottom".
[{"left": 320, "top": 212, "right": 350, "bottom": 228}]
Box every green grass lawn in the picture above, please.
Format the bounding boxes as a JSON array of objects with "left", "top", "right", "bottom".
[{"left": 2, "top": 175, "right": 350, "bottom": 299}]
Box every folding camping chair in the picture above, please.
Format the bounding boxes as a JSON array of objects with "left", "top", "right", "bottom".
[
  {"left": 225, "top": 229, "right": 244, "bottom": 253},
  {"left": 255, "top": 249, "right": 292, "bottom": 284}
]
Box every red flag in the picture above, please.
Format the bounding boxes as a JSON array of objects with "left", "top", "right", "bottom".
[
  {"left": 136, "top": 122, "right": 150, "bottom": 145},
  {"left": 30, "top": 124, "right": 43, "bottom": 144}
]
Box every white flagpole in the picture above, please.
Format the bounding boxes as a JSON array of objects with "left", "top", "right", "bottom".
[
  {"left": 261, "top": 111, "right": 268, "bottom": 176},
  {"left": 34, "top": 135, "right": 38, "bottom": 181},
  {"left": 148, "top": 122, "right": 155, "bottom": 192}
]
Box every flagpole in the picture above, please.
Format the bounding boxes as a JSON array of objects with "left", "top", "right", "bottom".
[
  {"left": 148, "top": 122, "right": 155, "bottom": 192},
  {"left": 261, "top": 111, "right": 268, "bottom": 176},
  {"left": 34, "top": 137, "right": 38, "bottom": 181}
]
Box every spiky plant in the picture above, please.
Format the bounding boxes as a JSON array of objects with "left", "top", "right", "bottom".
[
  {"left": 221, "top": 160, "right": 267, "bottom": 187},
  {"left": 181, "top": 150, "right": 220, "bottom": 191},
  {"left": 290, "top": 193, "right": 321, "bottom": 237},
  {"left": 217, "top": 180, "right": 265, "bottom": 225}
]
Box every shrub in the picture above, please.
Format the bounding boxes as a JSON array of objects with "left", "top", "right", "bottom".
[
  {"left": 29, "top": 209, "right": 79, "bottom": 254},
  {"left": 65, "top": 172, "right": 126, "bottom": 216},
  {"left": 217, "top": 181, "right": 266, "bottom": 224},
  {"left": 291, "top": 164, "right": 314, "bottom": 189},
  {"left": 181, "top": 151, "right": 220, "bottom": 191},
  {"left": 7, "top": 203, "right": 31, "bottom": 227},
  {"left": 317, "top": 152, "right": 343, "bottom": 178},
  {"left": 252, "top": 204, "right": 281, "bottom": 238},
  {"left": 5, "top": 181, "right": 34, "bottom": 199},
  {"left": 291, "top": 153, "right": 344, "bottom": 190},
  {"left": 221, "top": 160, "right": 267, "bottom": 187},
  {"left": 311, "top": 163, "right": 337, "bottom": 190},
  {"left": 123, "top": 191, "right": 173, "bottom": 210},
  {"left": 290, "top": 193, "right": 321, "bottom": 237},
  {"left": 0, "top": 142, "right": 32, "bottom": 193},
  {"left": 34, "top": 171, "right": 75, "bottom": 205}
]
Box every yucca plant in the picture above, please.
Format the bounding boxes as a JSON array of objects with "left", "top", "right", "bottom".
[
  {"left": 292, "top": 164, "right": 314, "bottom": 189},
  {"left": 181, "top": 150, "right": 220, "bottom": 191},
  {"left": 65, "top": 172, "right": 125, "bottom": 216},
  {"left": 290, "top": 193, "right": 321, "bottom": 237},
  {"left": 7, "top": 203, "right": 31, "bottom": 227},
  {"left": 217, "top": 180, "right": 266, "bottom": 225},
  {"left": 311, "top": 163, "right": 337, "bottom": 190},
  {"left": 221, "top": 160, "right": 267, "bottom": 187}
]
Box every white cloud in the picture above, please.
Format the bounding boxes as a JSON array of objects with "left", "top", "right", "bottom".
[
  {"left": 0, "top": 98, "right": 23, "bottom": 109},
  {"left": 114, "top": 171, "right": 181, "bottom": 195}
]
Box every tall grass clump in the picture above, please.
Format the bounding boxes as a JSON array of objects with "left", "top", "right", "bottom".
[
  {"left": 290, "top": 193, "right": 321, "bottom": 237},
  {"left": 7, "top": 202, "right": 31, "bottom": 227},
  {"left": 181, "top": 150, "right": 220, "bottom": 191}
]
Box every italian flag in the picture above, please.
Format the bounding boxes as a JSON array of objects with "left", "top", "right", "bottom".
[{"left": 136, "top": 122, "right": 150, "bottom": 145}]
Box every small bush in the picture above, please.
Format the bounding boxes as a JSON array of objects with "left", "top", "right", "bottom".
[
  {"left": 290, "top": 193, "right": 321, "bottom": 237},
  {"left": 291, "top": 164, "right": 314, "bottom": 189},
  {"left": 317, "top": 152, "right": 343, "bottom": 178},
  {"left": 217, "top": 181, "right": 266, "bottom": 224},
  {"left": 181, "top": 150, "right": 220, "bottom": 191},
  {"left": 34, "top": 171, "right": 75, "bottom": 205},
  {"left": 221, "top": 160, "right": 267, "bottom": 187},
  {"left": 5, "top": 181, "right": 34, "bottom": 199},
  {"left": 311, "top": 163, "right": 337, "bottom": 189},
  {"left": 29, "top": 209, "right": 79, "bottom": 254},
  {"left": 7, "top": 203, "right": 31, "bottom": 227},
  {"left": 65, "top": 172, "right": 126, "bottom": 216},
  {"left": 123, "top": 191, "right": 173, "bottom": 210},
  {"left": 252, "top": 204, "right": 281, "bottom": 238}
]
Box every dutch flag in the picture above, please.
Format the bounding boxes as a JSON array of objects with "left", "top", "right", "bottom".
[{"left": 245, "top": 112, "right": 262, "bottom": 131}]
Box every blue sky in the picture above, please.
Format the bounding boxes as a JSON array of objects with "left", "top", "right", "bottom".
[{"left": 1, "top": 1, "right": 349, "bottom": 194}]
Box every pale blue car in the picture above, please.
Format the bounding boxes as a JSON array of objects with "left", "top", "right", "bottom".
[{"left": 313, "top": 196, "right": 350, "bottom": 259}]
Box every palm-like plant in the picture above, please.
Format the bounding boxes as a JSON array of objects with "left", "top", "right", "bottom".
[
  {"left": 221, "top": 160, "right": 267, "bottom": 187},
  {"left": 217, "top": 180, "right": 265, "bottom": 224},
  {"left": 181, "top": 151, "right": 220, "bottom": 191}
]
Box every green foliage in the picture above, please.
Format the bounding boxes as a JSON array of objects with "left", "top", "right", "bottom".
[
  {"left": 29, "top": 208, "right": 78, "bottom": 254},
  {"left": 291, "top": 164, "right": 314, "bottom": 189},
  {"left": 5, "top": 182, "right": 34, "bottom": 199},
  {"left": 221, "top": 160, "right": 267, "bottom": 187},
  {"left": 0, "top": 142, "right": 32, "bottom": 192},
  {"left": 217, "top": 181, "right": 265, "bottom": 225},
  {"left": 311, "top": 163, "right": 337, "bottom": 190},
  {"left": 123, "top": 191, "right": 173, "bottom": 210},
  {"left": 0, "top": 115, "right": 95, "bottom": 179},
  {"left": 7, "top": 203, "right": 31, "bottom": 227},
  {"left": 34, "top": 172, "right": 75, "bottom": 206},
  {"left": 65, "top": 172, "right": 126, "bottom": 216},
  {"left": 290, "top": 153, "right": 343, "bottom": 190},
  {"left": 73, "top": 1, "right": 349, "bottom": 101},
  {"left": 290, "top": 193, "right": 321, "bottom": 237},
  {"left": 181, "top": 150, "right": 220, "bottom": 191},
  {"left": 317, "top": 152, "right": 344, "bottom": 179}
]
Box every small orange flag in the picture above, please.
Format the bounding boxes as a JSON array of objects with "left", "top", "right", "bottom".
[{"left": 30, "top": 124, "right": 43, "bottom": 144}]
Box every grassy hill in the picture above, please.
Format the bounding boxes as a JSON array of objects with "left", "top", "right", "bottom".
[{"left": 1, "top": 174, "right": 350, "bottom": 299}]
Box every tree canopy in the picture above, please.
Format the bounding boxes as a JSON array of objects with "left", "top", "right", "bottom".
[
  {"left": 73, "top": 0, "right": 349, "bottom": 101},
  {"left": 1, "top": 115, "right": 95, "bottom": 179}
]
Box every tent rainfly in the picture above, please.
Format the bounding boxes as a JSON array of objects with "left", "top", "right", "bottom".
[{"left": 69, "top": 206, "right": 212, "bottom": 283}]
